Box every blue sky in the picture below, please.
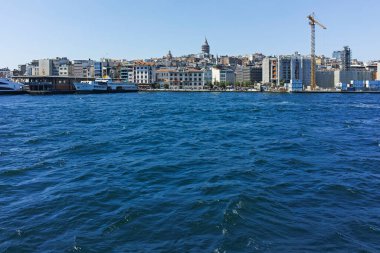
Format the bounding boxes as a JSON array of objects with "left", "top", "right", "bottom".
[{"left": 1, "top": 0, "right": 379, "bottom": 68}]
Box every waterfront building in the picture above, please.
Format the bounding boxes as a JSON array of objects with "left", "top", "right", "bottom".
[
  {"left": 276, "top": 53, "right": 311, "bottom": 89},
  {"left": 31, "top": 66, "right": 39, "bottom": 76},
  {"left": 38, "top": 59, "right": 53, "bottom": 76},
  {"left": 288, "top": 80, "right": 303, "bottom": 92},
  {"left": 120, "top": 65, "right": 133, "bottom": 80},
  {"left": 262, "top": 57, "right": 278, "bottom": 84},
  {"left": 129, "top": 62, "right": 156, "bottom": 84},
  {"left": 202, "top": 68, "right": 212, "bottom": 85},
  {"left": 25, "top": 60, "right": 39, "bottom": 76},
  {"left": 212, "top": 66, "right": 235, "bottom": 85},
  {"left": 72, "top": 60, "right": 94, "bottom": 78},
  {"left": 94, "top": 62, "right": 102, "bottom": 78},
  {"left": 235, "top": 65, "right": 262, "bottom": 84},
  {"left": 0, "top": 68, "right": 11, "bottom": 78},
  {"left": 277, "top": 56, "right": 291, "bottom": 85},
  {"left": 377, "top": 63, "right": 380, "bottom": 80},
  {"left": 18, "top": 65, "right": 27, "bottom": 76},
  {"left": 316, "top": 70, "right": 335, "bottom": 89},
  {"left": 156, "top": 67, "right": 204, "bottom": 89},
  {"left": 25, "top": 65, "right": 33, "bottom": 76},
  {"left": 252, "top": 66, "right": 263, "bottom": 83},
  {"left": 334, "top": 70, "right": 374, "bottom": 85},
  {"left": 52, "top": 57, "right": 70, "bottom": 76},
  {"left": 58, "top": 64, "right": 73, "bottom": 77}
]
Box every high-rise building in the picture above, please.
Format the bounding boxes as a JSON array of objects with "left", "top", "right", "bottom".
[
  {"left": 262, "top": 57, "right": 278, "bottom": 84},
  {"left": 277, "top": 53, "right": 311, "bottom": 87},
  {"left": 341, "top": 46, "right": 351, "bottom": 71}
]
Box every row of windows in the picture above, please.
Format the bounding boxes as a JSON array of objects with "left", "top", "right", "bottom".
[
  {"left": 137, "top": 80, "right": 151, "bottom": 84},
  {"left": 167, "top": 78, "right": 202, "bottom": 81},
  {"left": 160, "top": 73, "right": 202, "bottom": 77},
  {"left": 136, "top": 67, "right": 151, "bottom": 70},
  {"left": 170, "top": 83, "right": 203, "bottom": 86}
]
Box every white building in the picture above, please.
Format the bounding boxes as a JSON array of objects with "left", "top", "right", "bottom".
[
  {"left": 156, "top": 67, "right": 204, "bottom": 90},
  {"left": 31, "top": 66, "right": 39, "bottom": 76},
  {"left": 262, "top": 57, "right": 278, "bottom": 84},
  {"left": 212, "top": 66, "right": 235, "bottom": 84},
  {"left": 129, "top": 62, "right": 156, "bottom": 84},
  {"left": 38, "top": 59, "right": 53, "bottom": 76},
  {"left": 377, "top": 63, "right": 380, "bottom": 80},
  {"left": 59, "top": 64, "right": 73, "bottom": 76},
  {"left": 202, "top": 68, "right": 212, "bottom": 85}
]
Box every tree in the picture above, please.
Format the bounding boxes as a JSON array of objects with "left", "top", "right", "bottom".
[{"left": 205, "top": 81, "right": 213, "bottom": 90}]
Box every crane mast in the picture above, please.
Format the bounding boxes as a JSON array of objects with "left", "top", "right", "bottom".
[{"left": 307, "top": 13, "right": 326, "bottom": 90}]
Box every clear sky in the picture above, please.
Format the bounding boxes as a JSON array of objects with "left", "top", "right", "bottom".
[{"left": 1, "top": 0, "right": 379, "bottom": 69}]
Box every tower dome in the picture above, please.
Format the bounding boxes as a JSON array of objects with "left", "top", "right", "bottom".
[
  {"left": 167, "top": 50, "right": 173, "bottom": 60},
  {"left": 202, "top": 38, "right": 210, "bottom": 55}
]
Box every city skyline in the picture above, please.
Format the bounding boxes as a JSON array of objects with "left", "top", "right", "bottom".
[{"left": 2, "top": 0, "right": 380, "bottom": 69}]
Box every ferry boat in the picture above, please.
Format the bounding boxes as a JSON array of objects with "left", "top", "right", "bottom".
[
  {"left": 74, "top": 78, "right": 138, "bottom": 93},
  {"left": 0, "top": 78, "right": 25, "bottom": 95},
  {"left": 73, "top": 80, "right": 108, "bottom": 93}
]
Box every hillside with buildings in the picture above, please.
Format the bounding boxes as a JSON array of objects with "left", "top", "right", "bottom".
[{"left": 2, "top": 40, "right": 380, "bottom": 92}]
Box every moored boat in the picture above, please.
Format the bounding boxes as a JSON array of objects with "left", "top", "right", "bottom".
[
  {"left": 73, "top": 78, "right": 138, "bottom": 93},
  {"left": 0, "top": 78, "right": 25, "bottom": 95}
]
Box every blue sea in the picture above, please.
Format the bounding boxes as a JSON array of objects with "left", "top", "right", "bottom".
[{"left": 1, "top": 92, "right": 380, "bottom": 252}]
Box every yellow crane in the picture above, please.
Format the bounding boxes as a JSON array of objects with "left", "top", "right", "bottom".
[{"left": 307, "top": 13, "right": 326, "bottom": 90}]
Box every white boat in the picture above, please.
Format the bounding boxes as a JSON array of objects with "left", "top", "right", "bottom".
[
  {"left": 0, "top": 78, "right": 24, "bottom": 94},
  {"left": 73, "top": 78, "right": 138, "bottom": 93},
  {"left": 73, "top": 80, "right": 108, "bottom": 92}
]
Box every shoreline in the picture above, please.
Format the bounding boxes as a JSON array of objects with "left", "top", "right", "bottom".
[{"left": 2, "top": 90, "right": 380, "bottom": 95}]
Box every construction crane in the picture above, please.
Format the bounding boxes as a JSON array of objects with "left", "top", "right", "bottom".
[{"left": 307, "top": 13, "right": 326, "bottom": 90}]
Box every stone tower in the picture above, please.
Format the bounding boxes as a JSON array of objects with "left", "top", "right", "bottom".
[{"left": 202, "top": 38, "right": 210, "bottom": 55}]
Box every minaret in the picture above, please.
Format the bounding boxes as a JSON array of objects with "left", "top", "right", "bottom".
[{"left": 202, "top": 37, "right": 210, "bottom": 55}]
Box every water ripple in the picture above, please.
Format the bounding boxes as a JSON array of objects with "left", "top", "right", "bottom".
[{"left": 0, "top": 93, "right": 380, "bottom": 252}]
